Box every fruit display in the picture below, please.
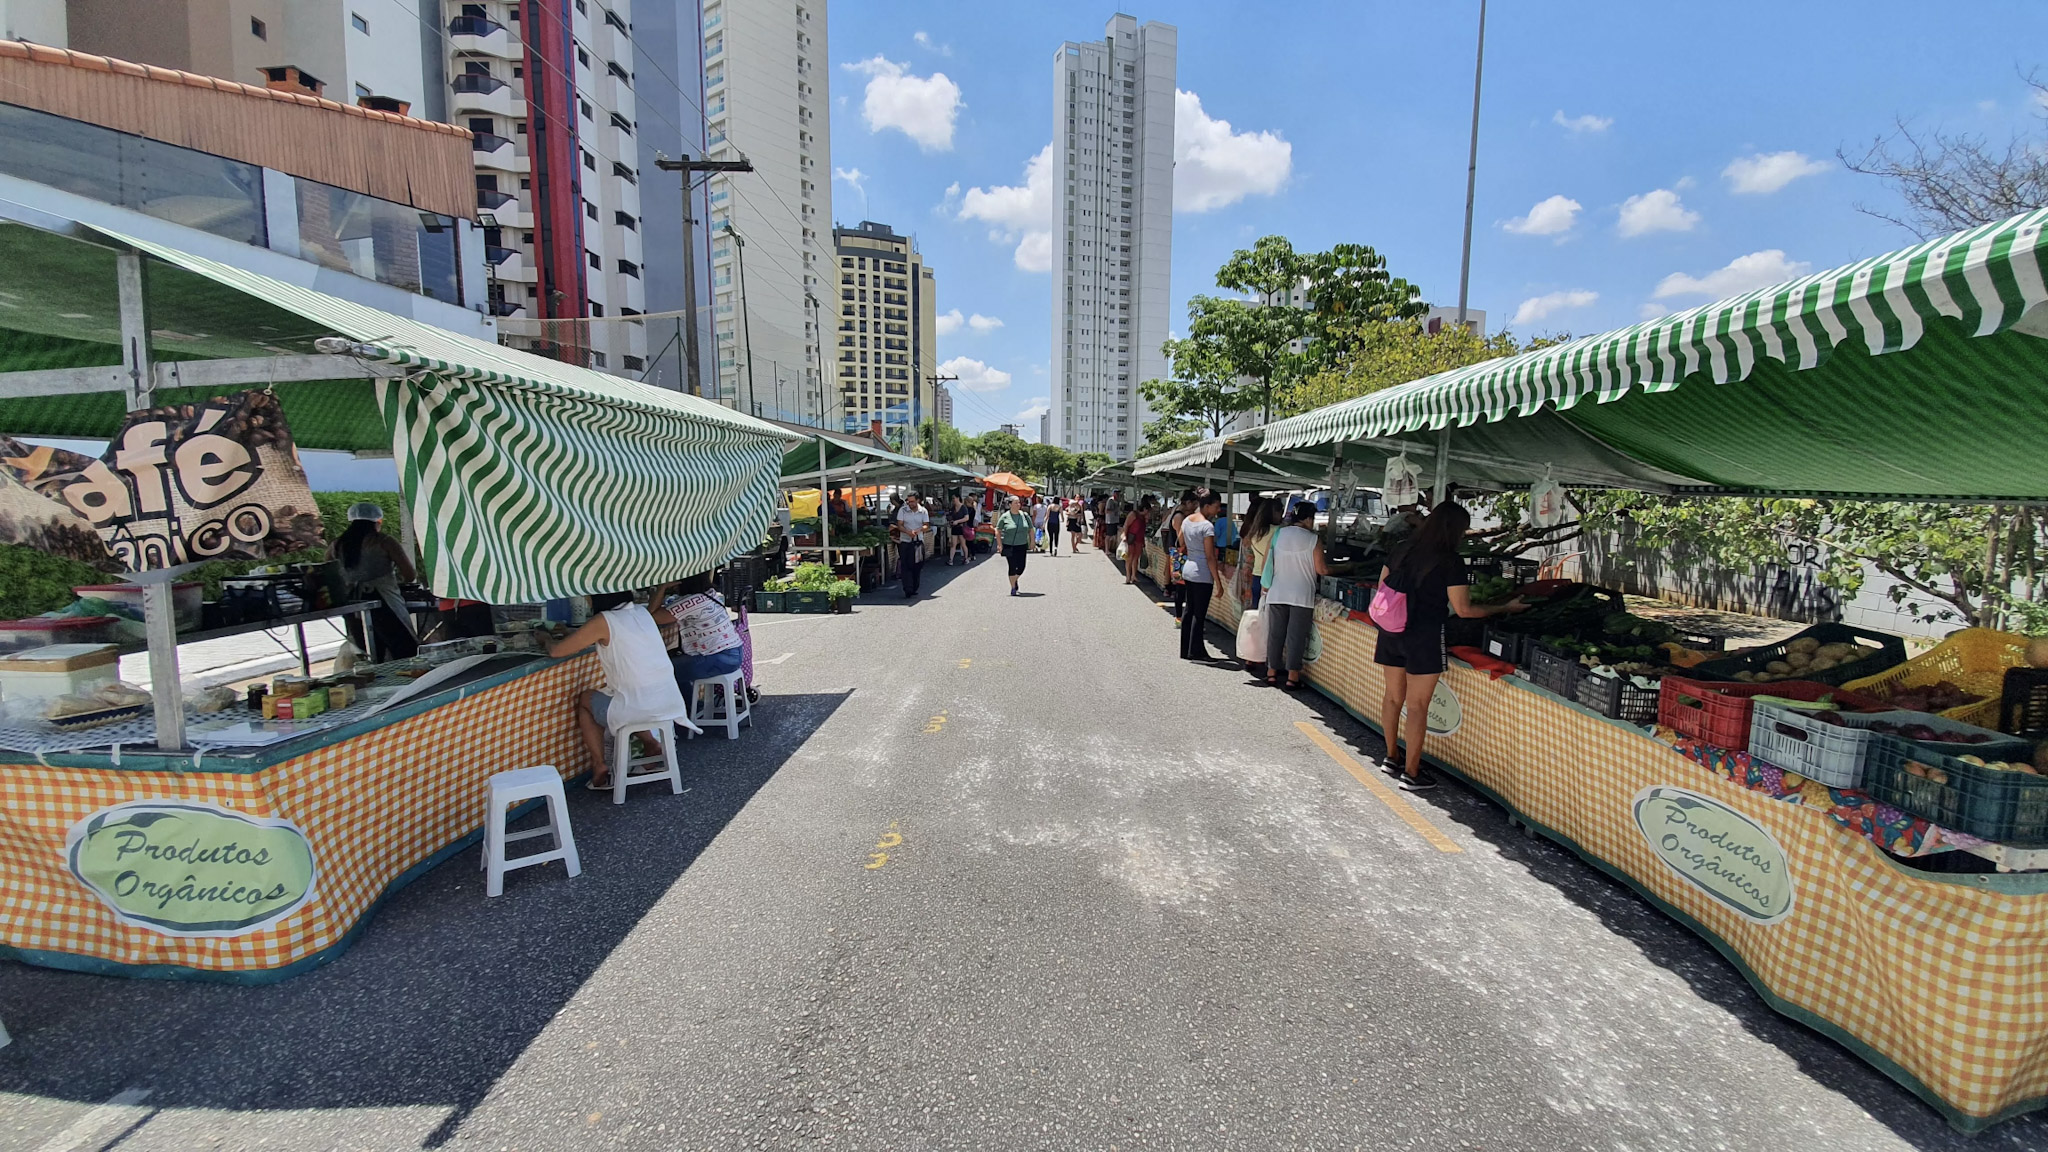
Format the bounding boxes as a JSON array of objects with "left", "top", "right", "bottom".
[
  {"left": 1729, "top": 635, "right": 1880, "bottom": 682},
  {"left": 1866, "top": 679, "right": 1984, "bottom": 713}
]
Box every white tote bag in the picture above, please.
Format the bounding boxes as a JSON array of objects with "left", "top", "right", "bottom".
[{"left": 1236, "top": 607, "right": 1268, "bottom": 661}]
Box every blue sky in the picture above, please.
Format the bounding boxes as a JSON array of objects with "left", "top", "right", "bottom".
[{"left": 827, "top": 0, "right": 2048, "bottom": 436}]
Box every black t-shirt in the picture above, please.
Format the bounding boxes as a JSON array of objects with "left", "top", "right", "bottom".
[{"left": 1387, "top": 554, "right": 1469, "bottom": 639}]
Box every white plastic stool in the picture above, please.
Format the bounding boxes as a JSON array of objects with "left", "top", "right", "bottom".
[
  {"left": 480, "top": 765, "right": 580, "bottom": 897},
  {"left": 606, "top": 708, "right": 699, "bottom": 804},
  {"left": 688, "top": 671, "right": 752, "bottom": 740}
]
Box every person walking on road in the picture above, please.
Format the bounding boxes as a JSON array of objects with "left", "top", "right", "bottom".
[
  {"left": 1030, "top": 496, "right": 1050, "bottom": 553},
  {"left": 1067, "top": 500, "right": 1087, "bottom": 554},
  {"left": 1178, "top": 488, "right": 1224, "bottom": 661},
  {"left": 1373, "top": 500, "right": 1527, "bottom": 790},
  {"left": 946, "top": 496, "right": 974, "bottom": 565},
  {"left": 893, "top": 491, "right": 931, "bottom": 598},
  {"left": 1261, "top": 502, "right": 1328, "bottom": 691},
  {"left": 1046, "top": 496, "right": 1064, "bottom": 556},
  {"left": 997, "top": 496, "right": 1034, "bottom": 596}
]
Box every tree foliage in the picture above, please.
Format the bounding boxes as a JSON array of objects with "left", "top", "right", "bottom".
[
  {"left": 1280, "top": 320, "right": 1532, "bottom": 416},
  {"left": 1838, "top": 73, "right": 2048, "bottom": 238}
]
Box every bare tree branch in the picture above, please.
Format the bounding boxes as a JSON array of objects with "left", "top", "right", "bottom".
[{"left": 1839, "top": 71, "right": 2048, "bottom": 237}]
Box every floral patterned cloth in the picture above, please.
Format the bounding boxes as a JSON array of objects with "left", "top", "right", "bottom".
[{"left": 1661, "top": 728, "right": 1985, "bottom": 858}]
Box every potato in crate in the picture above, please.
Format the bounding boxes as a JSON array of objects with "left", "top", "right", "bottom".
[{"left": 1862, "top": 733, "right": 2048, "bottom": 846}]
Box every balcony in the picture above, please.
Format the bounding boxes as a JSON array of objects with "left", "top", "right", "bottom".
[
  {"left": 474, "top": 189, "right": 532, "bottom": 229},
  {"left": 451, "top": 73, "right": 524, "bottom": 117},
  {"left": 471, "top": 132, "right": 528, "bottom": 173},
  {"left": 448, "top": 15, "right": 518, "bottom": 58}
]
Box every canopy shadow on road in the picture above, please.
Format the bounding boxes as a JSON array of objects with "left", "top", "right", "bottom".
[
  {"left": 1285, "top": 683, "right": 2048, "bottom": 1149},
  {"left": 0, "top": 689, "right": 855, "bottom": 1147}
]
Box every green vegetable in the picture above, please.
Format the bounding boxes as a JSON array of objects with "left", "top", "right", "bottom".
[
  {"left": 826, "top": 580, "right": 860, "bottom": 600},
  {"left": 0, "top": 544, "right": 108, "bottom": 619}
]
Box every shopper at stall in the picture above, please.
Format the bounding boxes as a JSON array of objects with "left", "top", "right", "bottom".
[
  {"left": 1122, "top": 501, "right": 1146, "bottom": 584},
  {"left": 658, "top": 572, "right": 744, "bottom": 687},
  {"left": 1165, "top": 492, "right": 1196, "bottom": 619},
  {"left": 947, "top": 496, "right": 974, "bottom": 565},
  {"left": 894, "top": 492, "right": 932, "bottom": 597},
  {"left": 997, "top": 496, "right": 1034, "bottom": 595},
  {"left": 1373, "top": 500, "right": 1526, "bottom": 790},
  {"left": 548, "top": 590, "right": 692, "bottom": 792},
  {"left": 330, "top": 502, "right": 419, "bottom": 662},
  {"left": 1178, "top": 488, "right": 1224, "bottom": 661},
  {"left": 1262, "top": 501, "right": 1329, "bottom": 690},
  {"left": 1239, "top": 498, "right": 1280, "bottom": 610}
]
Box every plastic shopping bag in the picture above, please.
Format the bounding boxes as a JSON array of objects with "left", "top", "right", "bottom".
[
  {"left": 1304, "top": 624, "right": 1324, "bottom": 665},
  {"left": 1236, "top": 607, "right": 1268, "bottom": 662}
]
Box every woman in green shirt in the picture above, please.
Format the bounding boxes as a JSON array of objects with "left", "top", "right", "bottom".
[{"left": 996, "top": 496, "right": 1035, "bottom": 596}]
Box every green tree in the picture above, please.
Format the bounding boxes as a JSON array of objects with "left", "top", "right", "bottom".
[
  {"left": 920, "top": 419, "right": 970, "bottom": 464},
  {"left": 1280, "top": 320, "right": 1531, "bottom": 416},
  {"left": 966, "top": 429, "right": 1032, "bottom": 475}
]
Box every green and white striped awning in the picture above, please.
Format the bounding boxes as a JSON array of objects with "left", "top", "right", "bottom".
[
  {"left": 1250, "top": 210, "right": 2048, "bottom": 501},
  {"left": 102, "top": 230, "right": 801, "bottom": 603},
  {"left": 780, "top": 430, "right": 977, "bottom": 489}
]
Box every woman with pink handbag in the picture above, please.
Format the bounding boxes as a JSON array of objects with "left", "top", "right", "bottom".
[{"left": 1370, "top": 500, "right": 1526, "bottom": 791}]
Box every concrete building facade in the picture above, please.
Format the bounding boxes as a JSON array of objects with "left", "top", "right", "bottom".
[
  {"left": 832, "top": 219, "right": 935, "bottom": 446},
  {"left": 1051, "top": 12, "right": 1173, "bottom": 461},
  {"left": 701, "top": 0, "right": 835, "bottom": 422}
]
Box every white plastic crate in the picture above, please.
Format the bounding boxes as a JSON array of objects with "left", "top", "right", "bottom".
[{"left": 1748, "top": 702, "right": 1878, "bottom": 789}]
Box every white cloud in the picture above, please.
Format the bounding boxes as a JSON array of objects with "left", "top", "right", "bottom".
[
  {"left": 1553, "top": 110, "right": 1612, "bottom": 134},
  {"left": 1639, "top": 302, "right": 1671, "bottom": 321},
  {"left": 941, "top": 355, "right": 1012, "bottom": 392},
  {"left": 958, "top": 144, "right": 1055, "bottom": 272},
  {"left": 1653, "top": 250, "right": 1811, "bottom": 299},
  {"left": 843, "top": 56, "right": 962, "bottom": 152},
  {"left": 1617, "top": 188, "right": 1700, "bottom": 237},
  {"left": 1722, "top": 150, "right": 1831, "bottom": 195},
  {"left": 912, "top": 30, "right": 950, "bottom": 55},
  {"left": 1016, "top": 397, "right": 1051, "bottom": 422},
  {"left": 1503, "top": 194, "right": 1581, "bottom": 236},
  {"left": 1511, "top": 290, "right": 1598, "bottom": 327},
  {"left": 832, "top": 167, "right": 864, "bottom": 191},
  {"left": 1174, "top": 90, "right": 1291, "bottom": 212},
  {"left": 936, "top": 310, "right": 1002, "bottom": 336}
]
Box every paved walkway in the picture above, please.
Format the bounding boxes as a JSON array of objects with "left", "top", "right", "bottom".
[{"left": 1, "top": 548, "right": 2039, "bottom": 1150}]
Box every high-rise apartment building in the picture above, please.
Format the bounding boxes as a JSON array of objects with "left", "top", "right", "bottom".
[
  {"left": 832, "top": 220, "right": 936, "bottom": 445},
  {"left": 58, "top": 0, "right": 648, "bottom": 375},
  {"left": 701, "top": 0, "right": 835, "bottom": 422},
  {"left": 934, "top": 382, "right": 953, "bottom": 428},
  {"left": 1051, "top": 13, "right": 1173, "bottom": 461},
  {"left": 633, "top": 0, "right": 713, "bottom": 394}
]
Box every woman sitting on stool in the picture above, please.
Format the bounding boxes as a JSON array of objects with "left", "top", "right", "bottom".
[
  {"left": 548, "top": 591, "right": 690, "bottom": 791},
  {"left": 660, "top": 571, "right": 746, "bottom": 695}
]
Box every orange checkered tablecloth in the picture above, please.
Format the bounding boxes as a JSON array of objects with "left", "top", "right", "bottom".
[
  {"left": 1299, "top": 611, "right": 2048, "bottom": 1131},
  {"left": 0, "top": 654, "right": 601, "bottom": 981}
]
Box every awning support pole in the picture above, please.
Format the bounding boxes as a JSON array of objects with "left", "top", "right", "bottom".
[
  {"left": 119, "top": 249, "right": 185, "bottom": 750},
  {"left": 1433, "top": 427, "right": 1451, "bottom": 506}
]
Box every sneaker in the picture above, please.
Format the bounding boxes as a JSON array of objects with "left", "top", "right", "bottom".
[
  {"left": 1398, "top": 769, "right": 1439, "bottom": 792},
  {"left": 1376, "top": 756, "right": 1404, "bottom": 777}
]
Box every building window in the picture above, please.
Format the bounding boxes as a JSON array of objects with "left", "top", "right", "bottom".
[
  {"left": 587, "top": 251, "right": 601, "bottom": 269},
  {"left": 590, "top": 303, "right": 605, "bottom": 317},
  {"left": 577, "top": 48, "right": 590, "bottom": 68},
  {"left": 611, "top": 161, "right": 637, "bottom": 184},
  {"left": 618, "top": 259, "right": 640, "bottom": 277},
  {"left": 590, "top": 351, "right": 607, "bottom": 368},
  {"left": 580, "top": 99, "right": 593, "bottom": 119},
  {"left": 356, "top": 84, "right": 373, "bottom": 102},
  {"left": 582, "top": 150, "right": 596, "bottom": 171},
  {"left": 585, "top": 200, "right": 598, "bottom": 220},
  {"left": 614, "top": 210, "right": 637, "bottom": 230},
  {"left": 250, "top": 16, "right": 267, "bottom": 39},
  {"left": 623, "top": 355, "right": 645, "bottom": 371},
  {"left": 351, "top": 12, "right": 369, "bottom": 33}
]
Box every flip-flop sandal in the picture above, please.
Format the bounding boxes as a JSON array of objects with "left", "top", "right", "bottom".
[{"left": 585, "top": 776, "right": 612, "bottom": 791}]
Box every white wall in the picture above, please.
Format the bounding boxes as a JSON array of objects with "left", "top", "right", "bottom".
[{"left": 1, "top": 0, "right": 67, "bottom": 44}]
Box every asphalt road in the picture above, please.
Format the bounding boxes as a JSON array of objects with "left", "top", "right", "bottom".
[{"left": 3, "top": 544, "right": 2043, "bottom": 1151}]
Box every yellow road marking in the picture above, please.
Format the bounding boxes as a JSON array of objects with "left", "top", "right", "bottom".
[
  {"left": 957, "top": 658, "right": 973, "bottom": 668},
  {"left": 1295, "top": 721, "right": 1463, "bottom": 854},
  {"left": 864, "top": 821, "right": 903, "bottom": 870},
  {"left": 865, "top": 852, "right": 889, "bottom": 869},
  {"left": 922, "top": 711, "right": 948, "bottom": 734}
]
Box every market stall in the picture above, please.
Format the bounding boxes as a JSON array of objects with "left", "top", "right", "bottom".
[
  {"left": 1130, "top": 208, "right": 2048, "bottom": 1130},
  {"left": 772, "top": 431, "right": 975, "bottom": 595},
  {"left": 0, "top": 216, "right": 798, "bottom": 979}
]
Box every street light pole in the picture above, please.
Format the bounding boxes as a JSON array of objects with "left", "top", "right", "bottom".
[
  {"left": 723, "top": 223, "right": 757, "bottom": 415},
  {"left": 1455, "top": 0, "right": 1487, "bottom": 328},
  {"left": 653, "top": 153, "right": 753, "bottom": 396}
]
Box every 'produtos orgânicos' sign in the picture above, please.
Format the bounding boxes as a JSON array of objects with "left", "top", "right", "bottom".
[
  {"left": 64, "top": 801, "right": 318, "bottom": 937},
  {"left": 1632, "top": 786, "right": 1795, "bottom": 926}
]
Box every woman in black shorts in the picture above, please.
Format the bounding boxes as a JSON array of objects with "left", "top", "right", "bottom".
[{"left": 1374, "top": 500, "right": 1525, "bottom": 791}]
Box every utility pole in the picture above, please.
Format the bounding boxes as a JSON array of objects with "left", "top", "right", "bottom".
[
  {"left": 1455, "top": 0, "right": 1487, "bottom": 328},
  {"left": 652, "top": 152, "right": 753, "bottom": 396},
  {"left": 925, "top": 371, "right": 958, "bottom": 458}
]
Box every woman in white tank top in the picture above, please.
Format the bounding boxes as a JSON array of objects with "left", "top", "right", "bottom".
[{"left": 547, "top": 592, "right": 692, "bottom": 790}]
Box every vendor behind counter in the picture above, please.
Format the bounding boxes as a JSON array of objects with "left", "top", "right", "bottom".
[{"left": 329, "top": 503, "right": 419, "bottom": 662}]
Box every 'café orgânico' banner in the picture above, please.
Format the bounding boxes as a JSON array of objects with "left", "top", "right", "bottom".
[{"left": 0, "top": 390, "right": 324, "bottom": 571}]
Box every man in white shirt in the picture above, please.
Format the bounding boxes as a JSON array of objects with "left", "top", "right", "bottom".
[{"left": 893, "top": 492, "right": 932, "bottom": 598}]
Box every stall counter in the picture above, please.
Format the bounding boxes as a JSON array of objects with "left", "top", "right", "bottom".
[
  {"left": 1247, "top": 577, "right": 2048, "bottom": 1131},
  {"left": 0, "top": 650, "right": 601, "bottom": 982}
]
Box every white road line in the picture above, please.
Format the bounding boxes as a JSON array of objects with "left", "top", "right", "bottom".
[
  {"left": 759, "top": 652, "right": 796, "bottom": 665},
  {"left": 34, "top": 1087, "right": 153, "bottom": 1152}
]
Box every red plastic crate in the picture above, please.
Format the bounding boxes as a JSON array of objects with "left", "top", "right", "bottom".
[{"left": 1656, "top": 676, "right": 1886, "bottom": 753}]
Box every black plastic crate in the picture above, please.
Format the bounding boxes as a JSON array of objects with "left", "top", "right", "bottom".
[
  {"left": 1577, "top": 670, "right": 1662, "bottom": 725},
  {"left": 1863, "top": 733, "right": 2048, "bottom": 846},
  {"left": 2000, "top": 668, "right": 2048, "bottom": 736},
  {"left": 1687, "top": 622, "right": 1907, "bottom": 688},
  {"left": 1445, "top": 617, "right": 1486, "bottom": 651},
  {"left": 1481, "top": 622, "right": 1527, "bottom": 665},
  {"left": 1526, "top": 642, "right": 1588, "bottom": 701}
]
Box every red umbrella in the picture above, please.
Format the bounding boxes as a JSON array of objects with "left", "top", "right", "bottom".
[{"left": 980, "top": 472, "right": 1034, "bottom": 497}]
